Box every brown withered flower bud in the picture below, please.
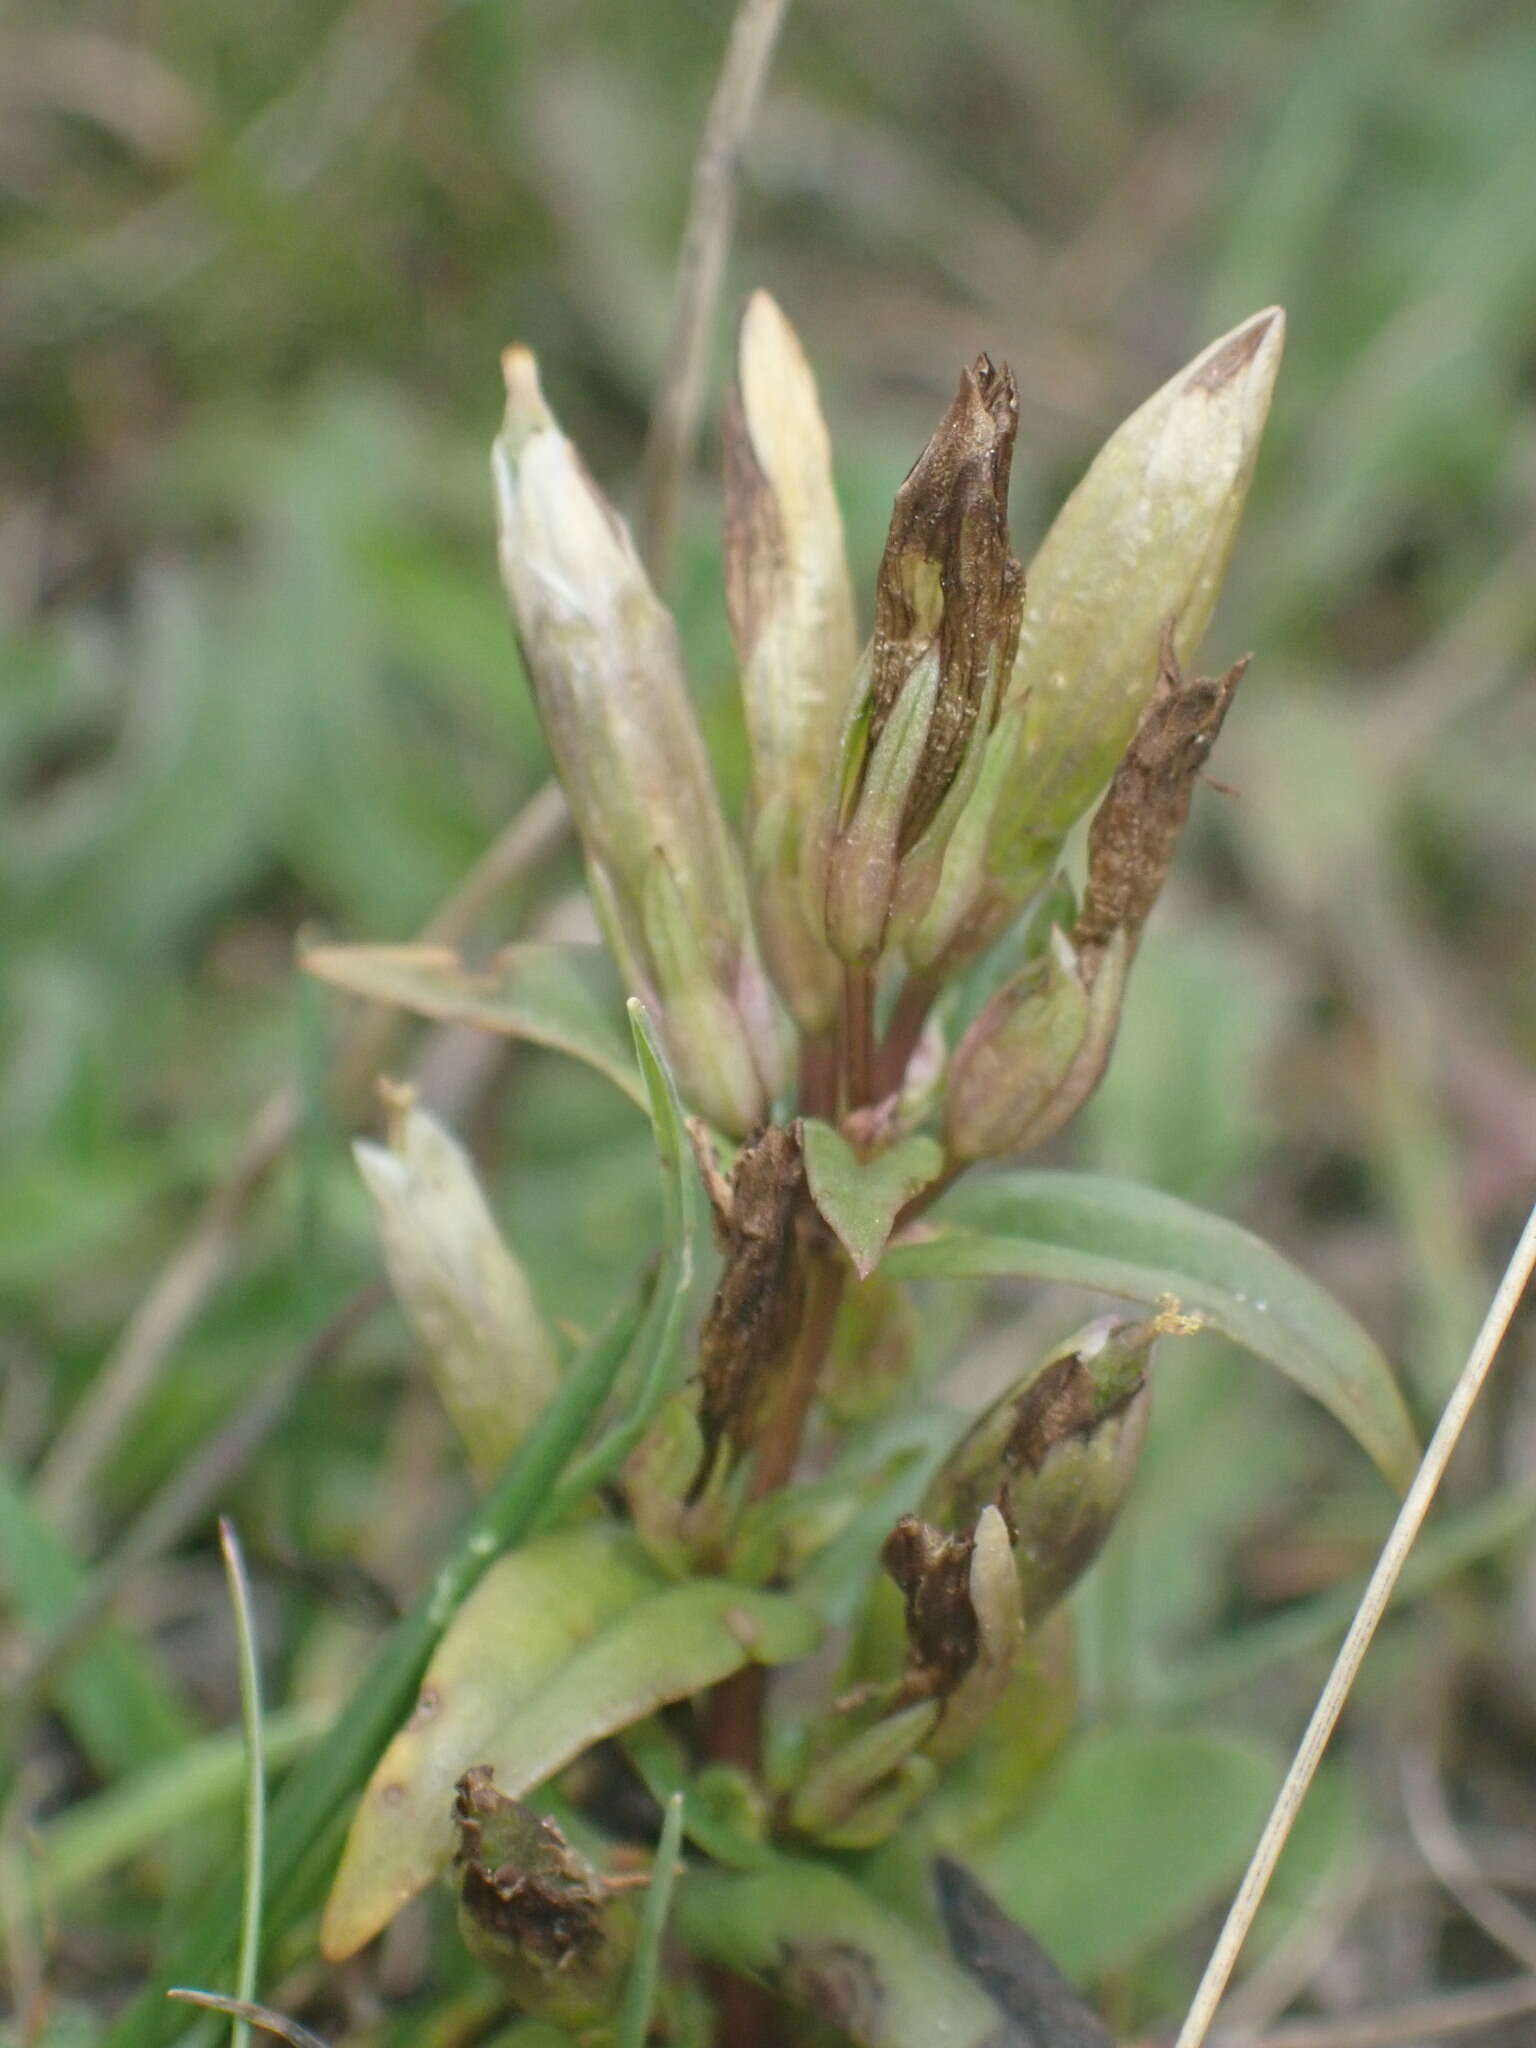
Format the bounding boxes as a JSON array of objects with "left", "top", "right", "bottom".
[
  {"left": 1074, "top": 636, "right": 1248, "bottom": 964},
  {"left": 691, "top": 1121, "right": 808, "bottom": 1495},
  {"left": 945, "top": 640, "right": 1245, "bottom": 1163},
  {"left": 880, "top": 1514, "right": 982, "bottom": 1705},
  {"left": 906, "top": 306, "right": 1282, "bottom": 975},
  {"left": 824, "top": 359, "right": 1023, "bottom": 963},
  {"left": 925, "top": 1309, "right": 1197, "bottom": 1623},
  {"left": 453, "top": 1767, "right": 636, "bottom": 2027}
]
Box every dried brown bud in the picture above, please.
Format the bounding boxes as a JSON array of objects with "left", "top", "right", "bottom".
[
  {"left": 1074, "top": 639, "right": 1248, "bottom": 961},
  {"left": 906, "top": 307, "right": 1282, "bottom": 972},
  {"left": 926, "top": 1311, "right": 1196, "bottom": 1621},
  {"left": 881, "top": 1515, "right": 982, "bottom": 1704},
  {"left": 453, "top": 1767, "right": 634, "bottom": 2025},
  {"left": 825, "top": 359, "right": 1023, "bottom": 962},
  {"left": 868, "top": 357, "right": 1022, "bottom": 848},
  {"left": 693, "top": 1122, "right": 807, "bottom": 1493}
]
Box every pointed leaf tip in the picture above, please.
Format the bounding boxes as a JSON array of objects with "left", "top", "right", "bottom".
[
  {"left": 803, "top": 1121, "right": 944, "bottom": 1278},
  {"left": 888, "top": 1171, "right": 1418, "bottom": 1491}
]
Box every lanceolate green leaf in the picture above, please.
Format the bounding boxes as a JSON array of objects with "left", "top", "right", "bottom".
[
  {"left": 302, "top": 940, "right": 645, "bottom": 1107},
  {"left": 802, "top": 1120, "right": 944, "bottom": 1279},
  {"left": 676, "top": 1855, "right": 1024, "bottom": 2048},
  {"left": 886, "top": 1170, "right": 1417, "bottom": 1490},
  {"left": 321, "top": 1526, "right": 660, "bottom": 1960},
  {"left": 474, "top": 1580, "right": 816, "bottom": 1808}
]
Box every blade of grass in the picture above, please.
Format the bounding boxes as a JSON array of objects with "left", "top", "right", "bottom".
[
  {"left": 545, "top": 1003, "right": 696, "bottom": 1514},
  {"left": 1174, "top": 1195, "right": 1536, "bottom": 2048},
  {"left": 1155, "top": 1484, "right": 1536, "bottom": 1710},
  {"left": 10, "top": 1285, "right": 383, "bottom": 1728},
  {"left": 217, "top": 1520, "right": 265, "bottom": 2048},
  {"left": 616, "top": 1793, "right": 686, "bottom": 2048}
]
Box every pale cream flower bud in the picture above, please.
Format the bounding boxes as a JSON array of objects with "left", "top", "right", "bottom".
[
  {"left": 492, "top": 347, "right": 782, "bottom": 1133},
  {"left": 354, "top": 1087, "right": 558, "bottom": 1481},
  {"left": 724, "top": 292, "right": 860, "bottom": 1032}
]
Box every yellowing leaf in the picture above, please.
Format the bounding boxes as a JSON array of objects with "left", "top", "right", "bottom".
[
  {"left": 321, "top": 1525, "right": 657, "bottom": 1960},
  {"left": 475, "top": 1580, "right": 817, "bottom": 1810},
  {"left": 303, "top": 941, "right": 645, "bottom": 1107}
]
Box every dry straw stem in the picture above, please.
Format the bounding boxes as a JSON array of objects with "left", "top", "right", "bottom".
[
  {"left": 1211, "top": 1972, "right": 1536, "bottom": 2048},
  {"left": 1399, "top": 1741, "right": 1536, "bottom": 1973},
  {"left": 638, "top": 0, "right": 791, "bottom": 582},
  {"left": 1176, "top": 1195, "right": 1536, "bottom": 2048},
  {"left": 166, "top": 1993, "right": 328, "bottom": 2048}
]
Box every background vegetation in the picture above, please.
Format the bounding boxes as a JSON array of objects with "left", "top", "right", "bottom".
[{"left": 5, "top": 0, "right": 1536, "bottom": 2040}]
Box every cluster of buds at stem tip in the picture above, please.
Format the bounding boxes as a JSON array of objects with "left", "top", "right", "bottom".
[
  {"left": 823, "top": 355, "right": 1023, "bottom": 967},
  {"left": 905, "top": 306, "right": 1284, "bottom": 977},
  {"left": 492, "top": 348, "right": 783, "bottom": 1135}
]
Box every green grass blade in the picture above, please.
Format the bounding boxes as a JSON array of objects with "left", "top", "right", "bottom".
[
  {"left": 616, "top": 1793, "right": 684, "bottom": 2048},
  {"left": 546, "top": 1001, "right": 697, "bottom": 1512},
  {"left": 218, "top": 1520, "right": 265, "bottom": 2048}
]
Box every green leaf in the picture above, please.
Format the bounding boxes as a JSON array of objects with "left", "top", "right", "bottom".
[
  {"left": 302, "top": 941, "right": 645, "bottom": 1108},
  {"left": 886, "top": 1170, "right": 1418, "bottom": 1490},
  {"left": 802, "top": 1120, "right": 944, "bottom": 1279},
  {"left": 972, "top": 1727, "right": 1281, "bottom": 1979},
  {"left": 676, "top": 1855, "right": 1023, "bottom": 2048},
  {"left": 321, "top": 1525, "right": 660, "bottom": 1960},
  {"left": 474, "top": 1579, "right": 816, "bottom": 1808}
]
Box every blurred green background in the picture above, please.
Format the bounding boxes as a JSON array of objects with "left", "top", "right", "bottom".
[{"left": 6, "top": 0, "right": 1536, "bottom": 2038}]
